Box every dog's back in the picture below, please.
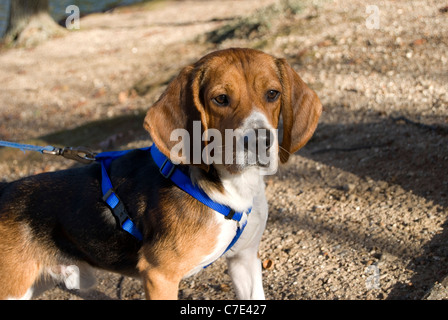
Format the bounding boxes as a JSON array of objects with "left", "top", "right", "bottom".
[{"left": 0, "top": 182, "right": 8, "bottom": 205}]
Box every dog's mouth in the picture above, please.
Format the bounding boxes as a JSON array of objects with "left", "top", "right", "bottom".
[
  {"left": 242, "top": 147, "right": 273, "bottom": 167},
  {"left": 224, "top": 149, "right": 276, "bottom": 170},
  {"left": 220, "top": 129, "right": 278, "bottom": 174}
]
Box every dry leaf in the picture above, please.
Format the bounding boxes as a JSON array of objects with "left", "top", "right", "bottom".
[
  {"left": 219, "top": 283, "right": 231, "bottom": 292},
  {"left": 118, "top": 91, "right": 128, "bottom": 103},
  {"left": 262, "top": 259, "right": 274, "bottom": 270}
]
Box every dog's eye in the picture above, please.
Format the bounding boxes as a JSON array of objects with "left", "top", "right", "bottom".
[
  {"left": 266, "top": 90, "right": 280, "bottom": 102},
  {"left": 212, "top": 94, "right": 230, "bottom": 106}
]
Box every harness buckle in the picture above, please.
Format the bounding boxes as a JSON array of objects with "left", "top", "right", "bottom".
[
  {"left": 159, "top": 158, "right": 176, "bottom": 178},
  {"left": 102, "top": 188, "right": 129, "bottom": 226},
  {"left": 225, "top": 209, "right": 236, "bottom": 220}
]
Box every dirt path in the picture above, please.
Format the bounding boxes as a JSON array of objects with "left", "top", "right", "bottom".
[{"left": 0, "top": 0, "right": 447, "bottom": 300}]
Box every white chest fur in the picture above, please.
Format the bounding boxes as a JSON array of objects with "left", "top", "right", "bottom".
[{"left": 185, "top": 167, "right": 268, "bottom": 276}]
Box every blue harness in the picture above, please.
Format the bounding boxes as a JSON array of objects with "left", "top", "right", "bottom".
[{"left": 94, "top": 144, "right": 251, "bottom": 257}]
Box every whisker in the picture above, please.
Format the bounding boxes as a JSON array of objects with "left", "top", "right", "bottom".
[{"left": 278, "top": 145, "right": 292, "bottom": 155}]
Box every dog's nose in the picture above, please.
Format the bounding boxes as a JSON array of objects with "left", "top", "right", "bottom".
[{"left": 243, "top": 128, "right": 273, "bottom": 150}]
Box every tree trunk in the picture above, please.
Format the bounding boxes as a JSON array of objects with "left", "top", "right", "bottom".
[{"left": 4, "top": 0, "right": 65, "bottom": 47}]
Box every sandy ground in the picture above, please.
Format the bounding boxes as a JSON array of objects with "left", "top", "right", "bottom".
[{"left": 0, "top": 0, "right": 447, "bottom": 300}]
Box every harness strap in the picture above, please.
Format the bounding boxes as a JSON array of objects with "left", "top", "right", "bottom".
[
  {"left": 149, "top": 145, "right": 251, "bottom": 259},
  {"left": 96, "top": 145, "right": 251, "bottom": 259},
  {"left": 95, "top": 145, "right": 250, "bottom": 257},
  {"left": 150, "top": 145, "right": 251, "bottom": 223},
  {"left": 95, "top": 148, "right": 149, "bottom": 241}
]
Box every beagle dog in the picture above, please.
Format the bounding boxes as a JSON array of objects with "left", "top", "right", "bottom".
[{"left": 0, "top": 48, "right": 321, "bottom": 300}]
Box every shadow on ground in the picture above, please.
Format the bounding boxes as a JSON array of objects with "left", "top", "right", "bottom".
[
  {"left": 41, "top": 113, "right": 148, "bottom": 151},
  {"left": 298, "top": 107, "right": 448, "bottom": 299}
]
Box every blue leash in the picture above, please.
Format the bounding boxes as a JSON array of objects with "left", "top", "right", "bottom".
[
  {"left": 0, "top": 140, "right": 96, "bottom": 164},
  {"left": 0, "top": 141, "right": 250, "bottom": 258},
  {"left": 0, "top": 141, "right": 57, "bottom": 154}
]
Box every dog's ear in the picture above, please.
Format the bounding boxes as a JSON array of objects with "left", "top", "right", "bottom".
[
  {"left": 276, "top": 58, "right": 322, "bottom": 163},
  {"left": 144, "top": 65, "right": 209, "bottom": 171}
]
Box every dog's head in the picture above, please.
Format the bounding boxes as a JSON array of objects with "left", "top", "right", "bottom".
[{"left": 144, "top": 48, "right": 321, "bottom": 174}]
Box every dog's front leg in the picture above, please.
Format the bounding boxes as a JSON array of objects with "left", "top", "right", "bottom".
[
  {"left": 226, "top": 190, "right": 268, "bottom": 300},
  {"left": 138, "top": 257, "right": 180, "bottom": 300},
  {"left": 226, "top": 248, "right": 265, "bottom": 300},
  {"left": 140, "top": 269, "right": 180, "bottom": 300}
]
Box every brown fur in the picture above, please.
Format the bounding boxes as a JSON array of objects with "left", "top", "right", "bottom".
[
  {"left": 275, "top": 58, "right": 322, "bottom": 162},
  {"left": 137, "top": 188, "right": 219, "bottom": 299},
  {"left": 0, "top": 48, "right": 321, "bottom": 300},
  {"left": 0, "top": 217, "right": 46, "bottom": 299},
  {"left": 144, "top": 48, "right": 321, "bottom": 168}
]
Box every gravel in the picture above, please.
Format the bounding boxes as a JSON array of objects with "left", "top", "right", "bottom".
[{"left": 0, "top": 0, "right": 447, "bottom": 300}]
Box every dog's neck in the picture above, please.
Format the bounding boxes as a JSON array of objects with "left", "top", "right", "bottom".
[{"left": 189, "top": 165, "right": 264, "bottom": 213}]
